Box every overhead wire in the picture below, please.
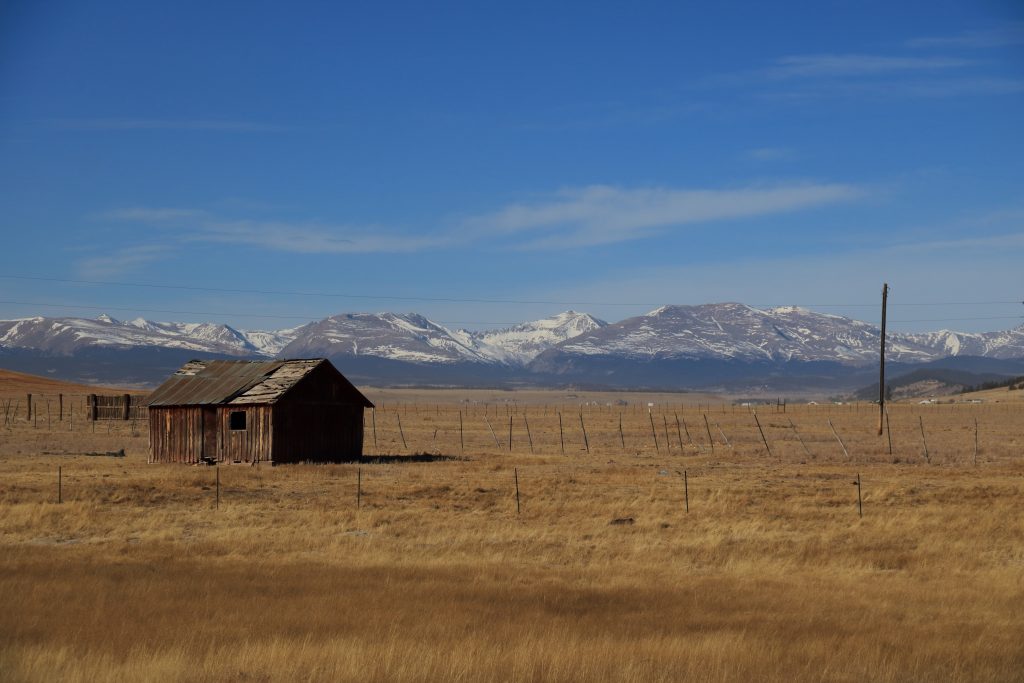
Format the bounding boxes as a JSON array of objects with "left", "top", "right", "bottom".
[
  {"left": 0, "top": 299, "right": 1020, "bottom": 327},
  {"left": 1, "top": 273, "right": 1020, "bottom": 309}
]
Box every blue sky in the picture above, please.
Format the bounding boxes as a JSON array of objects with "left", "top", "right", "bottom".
[{"left": 1, "top": 0, "right": 1022, "bottom": 333}]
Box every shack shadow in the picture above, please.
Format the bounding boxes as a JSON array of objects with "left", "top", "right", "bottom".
[{"left": 358, "top": 453, "right": 469, "bottom": 464}]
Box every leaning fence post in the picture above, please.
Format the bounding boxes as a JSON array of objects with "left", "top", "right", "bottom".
[
  {"left": 788, "top": 418, "right": 810, "bottom": 457},
  {"left": 753, "top": 412, "right": 772, "bottom": 456},
  {"left": 397, "top": 412, "right": 408, "bottom": 451},
  {"left": 514, "top": 467, "right": 521, "bottom": 515},
  {"left": 828, "top": 418, "right": 849, "bottom": 459},
  {"left": 683, "top": 470, "right": 689, "bottom": 513},
  {"left": 649, "top": 411, "right": 659, "bottom": 452},
  {"left": 558, "top": 412, "right": 565, "bottom": 455},
  {"left": 918, "top": 416, "right": 930, "bottom": 463},
  {"left": 484, "top": 415, "right": 500, "bottom": 449},
  {"left": 884, "top": 408, "right": 893, "bottom": 456},
  {"left": 703, "top": 413, "right": 715, "bottom": 452},
  {"left": 619, "top": 413, "right": 625, "bottom": 450},
  {"left": 974, "top": 417, "right": 979, "bottom": 466},
  {"left": 524, "top": 414, "right": 534, "bottom": 454},
  {"left": 579, "top": 412, "right": 590, "bottom": 453}
]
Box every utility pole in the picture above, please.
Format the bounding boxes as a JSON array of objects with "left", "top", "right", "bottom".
[{"left": 878, "top": 283, "right": 888, "bottom": 436}]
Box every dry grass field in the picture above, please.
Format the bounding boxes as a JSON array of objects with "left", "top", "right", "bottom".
[{"left": 1, "top": 377, "right": 1023, "bottom": 681}]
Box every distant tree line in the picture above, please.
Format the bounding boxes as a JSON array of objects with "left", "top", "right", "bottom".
[{"left": 960, "top": 375, "right": 1024, "bottom": 394}]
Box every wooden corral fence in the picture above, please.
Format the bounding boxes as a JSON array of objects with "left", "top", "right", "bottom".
[
  {"left": 1, "top": 392, "right": 149, "bottom": 426},
  {"left": 87, "top": 393, "right": 147, "bottom": 421}
]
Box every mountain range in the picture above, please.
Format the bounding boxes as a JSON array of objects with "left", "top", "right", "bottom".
[{"left": 1, "top": 304, "right": 1022, "bottom": 391}]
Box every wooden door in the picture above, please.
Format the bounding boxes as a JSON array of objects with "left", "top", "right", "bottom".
[{"left": 202, "top": 407, "right": 218, "bottom": 462}]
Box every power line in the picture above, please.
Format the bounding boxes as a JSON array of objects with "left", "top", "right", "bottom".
[
  {"left": 0, "top": 300, "right": 521, "bottom": 326},
  {"left": 0, "top": 299, "right": 1020, "bottom": 327},
  {"left": 1, "top": 274, "right": 1019, "bottom": 309}
]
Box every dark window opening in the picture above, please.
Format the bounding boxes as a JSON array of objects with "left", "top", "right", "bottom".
[{"left": 229, "top": 411, "right": 247, "bottom": 431}]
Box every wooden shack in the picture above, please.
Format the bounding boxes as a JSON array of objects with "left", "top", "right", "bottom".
[{"left": 145, "top": 358, "right": 373, "bottom": 464}]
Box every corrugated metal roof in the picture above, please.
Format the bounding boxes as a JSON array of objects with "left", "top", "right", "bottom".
[
  {"left": 145, "top": 359, "right": 288, "bottom": 406},
  {"left": 229, "top": 359, "right": 321, "bottom": 404},
  {"left": 145, "top": 358, "right": 373, "bottom": 407}
]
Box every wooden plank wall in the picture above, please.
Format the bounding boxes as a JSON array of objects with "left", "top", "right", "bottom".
[
  {"left": 148, "top": 406, "right": 203, "bottom": 463},
  {"left": 219, "top": 405, "right": 272, "bottom": 464},
  {"left": 271, "top": 403, "right": 363, "bottom": 463}
]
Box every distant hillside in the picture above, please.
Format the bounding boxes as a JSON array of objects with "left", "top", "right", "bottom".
[
  {"left": 0, "top": 368, "right": 144, "bottom": 397},
  {"left": 961, "top": 375, "right": 1024, "bottom": 393},
  {"left": 852, "top": 367, "right": 1008, "bottom": 401}
]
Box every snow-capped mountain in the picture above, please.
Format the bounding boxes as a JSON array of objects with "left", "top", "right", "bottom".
[
  {"left": 465, "top": 311, "right": 606, "bottom": 364},
  {"left": 0, "top": 315, "right": 260, "bottom": 356},
  {"left": 1, "top": 305, "right": 1022, "bottom": 388},
  {"left": 280, "top": 312, "right": 490, "bottom": 364},
  {"left": 550, "top": 303, "right": 941, "bottom": 364},
  {"left": 277, "top": 311, "right": 605, "bottom": 366}
]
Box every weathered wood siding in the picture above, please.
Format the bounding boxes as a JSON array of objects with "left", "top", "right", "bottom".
[
  {"left": 270, "top": 403, "right": 363, "bottom": 463},
  {"left": 149, "top": 406, "right": 203, "bottom": 463},
  {"left": 148, "top": 361, "right": 367, "bottom": 465},
  {"left": 219, "top": 405, "right": 273, "bottom": 463}
]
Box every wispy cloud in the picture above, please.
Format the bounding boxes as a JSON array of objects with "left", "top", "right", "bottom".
[
  {"left": 908, "top": 23, "right": 1024, "bottom": 49},
  {"left": 194, "top": 220, "right": 451, "bottom": 253},
  {"left": 48, "top": 118, "right": 289, "bottom": 132},
  {"left": 76, "top": 245, "right": 172, "bottom": 278},
  {"left": 461, "top": 183, "right": 864, "bottom": 249},
  {"left": 102, "top": 209, "right": 450, "bottom": 254},
  {"left": 763, "top": 54, "right": 976, "bottom": 79},
  {"left": 100, "top": 181, "right": 865, "bottom": 256}
]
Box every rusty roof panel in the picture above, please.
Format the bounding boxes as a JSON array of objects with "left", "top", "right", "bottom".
[
  {"left": 229, "top": 359, "right": 322, "bottom": 404},
  {"left": 145, "top": 360, "right": 286, "bottom": 406},
  {"left": 146, "top": 358, "right": 372, "bottom": 407}
]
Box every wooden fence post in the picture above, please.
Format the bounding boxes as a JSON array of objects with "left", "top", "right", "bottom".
[
  {"left": 683, "top": 470, "right": 689, "bottom": 513},
  {"left": 508, "top": 414, "right": 513, "bottom": 451},
  {"left": 579, "top": 412, "right": 590, "bottom": 453},
  {"left": 884, "top": 408, "right": 893, "bottom": 456},
  {"left": 123, "top": 394, "right": 131, "bottom": 420},
  {"left": 918, "top": 416, "right": 930, "bottom": 463},
  {"left": 558, "top": 412, "right": 565, "bottom": 455},
  {"left": 703, "top": 414, "right": 715, "bottom": 452},
  {"left": 619, "top": 413, "right": 625, "bottom": 450},
  {"left": 58, "top": 394, "right": 63, "bottom": 421},
  {"left": 828, "top": 419, "right": 849, "bottom": 459},
  {"left": 974, "top": 417, "right": 979, "bottom": 466},
  {"left": 397, "top": 412, "right": 407, "bottom": 450},
  {"left": 788, "top": 418, "right": 811, "bottom": 457},
  {"left": 662, "top": 414, "right": 671, "bottom": 451},
  {"left": 514, "top": 467, "right": 521, "bottom": 515},
  {"left": 753, "top": 412, "right": 772, "bottom": 456},
  {"left": 649, "top": 411, "right": 659, "bottom": 452},
  {"left": 524, "top": 414, "right": 534, "bottom": 454}
]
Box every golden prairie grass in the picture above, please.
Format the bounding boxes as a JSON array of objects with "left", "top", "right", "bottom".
[{"left": 1, "top": 398, "right": 1023, "bottom": 682}]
